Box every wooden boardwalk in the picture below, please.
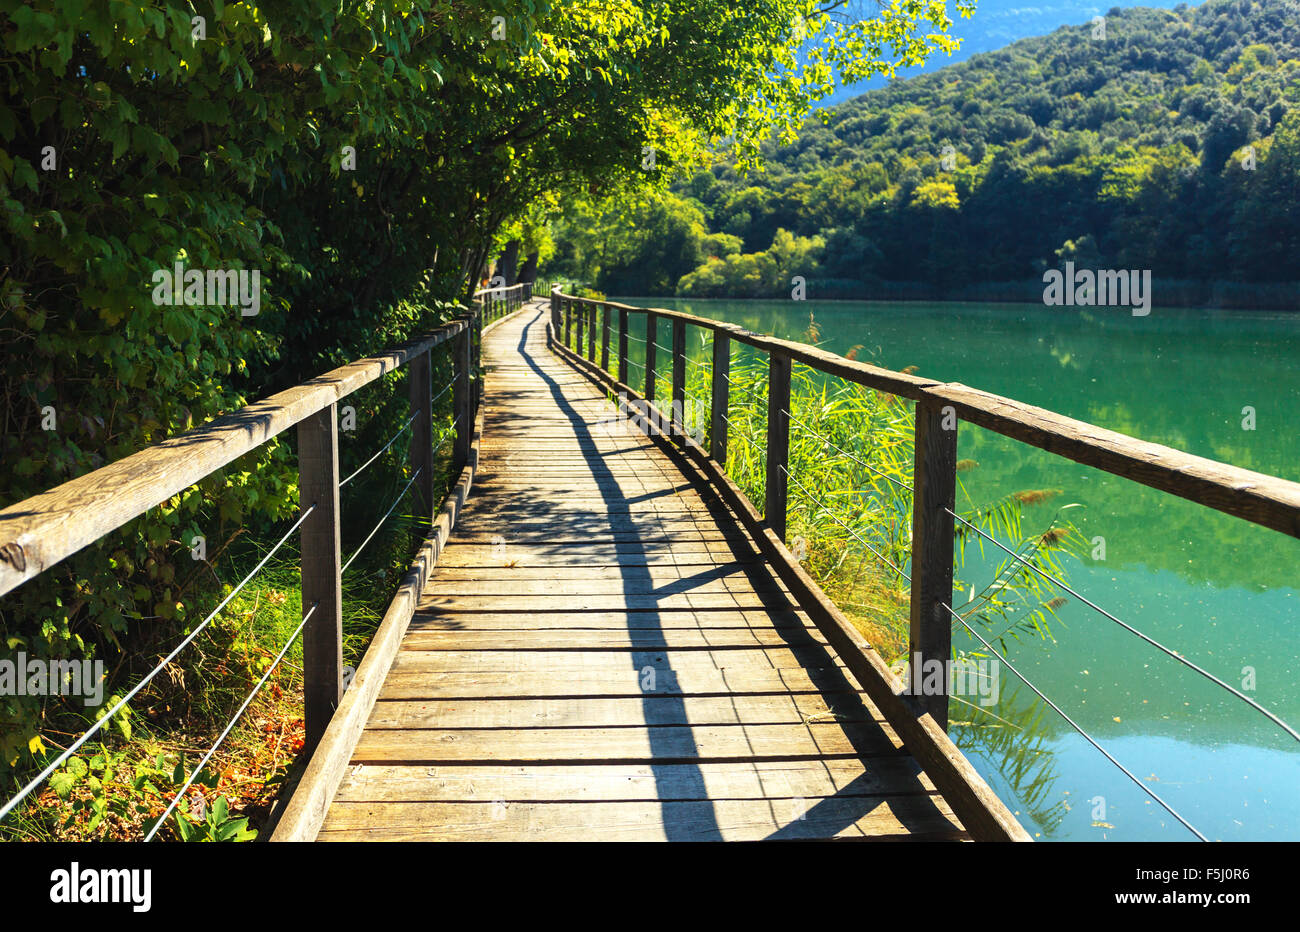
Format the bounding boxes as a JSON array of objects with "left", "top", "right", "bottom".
[{"left": 317, "top": 304, "right": 970, "bottom": 841}]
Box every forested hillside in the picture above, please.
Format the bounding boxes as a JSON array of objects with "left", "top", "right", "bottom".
[{"left": 549, "top": 0, "right": 1300, "bottom": 306}]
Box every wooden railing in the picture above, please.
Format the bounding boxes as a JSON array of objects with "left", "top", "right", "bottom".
[
  {"left": 0, "top": 307, "right": 488, "bottom": 768},
  {"left": 547, "top": 285, "right": 1300, "bottom": 838},
  {"left": 474, "top": 282, "right": 532, "bottom": 328}
]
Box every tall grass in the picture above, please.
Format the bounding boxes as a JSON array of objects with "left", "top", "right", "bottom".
[{"left": 659, "top": 318, "right": 1086, "bottom": 664}]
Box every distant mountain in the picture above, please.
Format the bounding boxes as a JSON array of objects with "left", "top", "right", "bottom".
[
  {"left": 659, "top": 0, "right": 1300, "bottom": 305},
  {"left": 814, "top": 0, "right": 1206, "bottom": 108}
]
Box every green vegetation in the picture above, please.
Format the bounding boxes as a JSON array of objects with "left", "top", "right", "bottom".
[
  {"left": 547, "top": 0, "right": 1300, "bottom": 307},
  {"left": 1, "top": 0, "right": 980, "bottom": 839},
  {"left": 622, "top": 314, "right": 1086, "bottom": 661}
]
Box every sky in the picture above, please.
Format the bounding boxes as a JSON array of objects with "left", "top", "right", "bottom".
[{"left": 816, "top": 0, "right": 1208, "bottom": 108}]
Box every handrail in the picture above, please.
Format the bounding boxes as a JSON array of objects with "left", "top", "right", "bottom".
[
  {"left": 547, "top": 284, "right": 1300, "bottom": 840},
  {"left": 549, "top": 287, "right": 1300, "bottom": 536},
  {"left": 0, "top": 304, "right": 487, "bottom": 835},
  {"left": 0, "top": 318, "right": 471, "bottom": 597}
]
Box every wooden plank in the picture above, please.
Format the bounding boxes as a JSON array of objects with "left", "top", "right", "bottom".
[
  {"left": 909, "top": 400, "right": 957, "bottom": 730},
  {"left": 765, "top": 351, "right": 792, "bottom": 543},
  {"left": 618, "top": 306, "right": 629, "bottom": 386},
  {"left": 400, "top": 626, "right": 830, "bottom": 651},
  {"left": 376, "top": 664, "right": 859, "bottom": 700},
  {"left": 601, "top": 301, "right": 611, "bottom": 371},
  {"left": 711, "top": 330, "right": 730, "bottom": 466},
  {"left": 414, "top": 593, "right": 797, "bottom": 612},
  {"left": 333, "top": 758, "right": 937, "bottom": 802},
  {"left": 408, "top": 349, "right": 435, "bottom": 520},
  {"left": 929, "top": 382, "right": 1300, "bottom": 538},
  {"left": 644, "top": 311, "right": 657, "bottom": 402},
  {"left": 362, "top": 693, "right": 869, "bottom": 729},
  {"left": 386, "top": 645, "right": 850, "bottom": 675},
  {"left": 671, "top": 316, "right": 686, "bottom": 440},
  {"left": 413, "top": 578, "right": 793, "bottom": 598},
  {"left": 426, "top": 564, "right": 773, "bottom": 582},
  {"left": 350, "top": 721, "right": 905, "bottom": 763},
  {"left": 405, "top": 608, "right": 818, "bottom": 631},
  {"left": 319, "top": 796, "right": 964, "bottom": 841}
]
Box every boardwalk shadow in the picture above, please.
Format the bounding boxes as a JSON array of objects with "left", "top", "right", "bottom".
[
  {"left": 509, "top": 311, "right": 955, "bottom": 840},
  {"left": 512, "top": 312, "right": 723, "bottom": 841}
]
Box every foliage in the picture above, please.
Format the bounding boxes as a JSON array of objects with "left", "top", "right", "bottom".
[
  {"left": 550, "top": 0, "right": 1300, "bottom": 304},
  {"left": 0, "top": 0, "right": 978, "bottom": 834},
  {"left": 658, "top": 316, "right": 1084, "bottom": 659}
]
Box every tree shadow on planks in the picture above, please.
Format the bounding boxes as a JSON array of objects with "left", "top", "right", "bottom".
[
  {"left": 513, "top": 310, "right": 725, "bottom": 840},
  {"left": 540, "top": 313, "right": 962, "bottom": 841}
]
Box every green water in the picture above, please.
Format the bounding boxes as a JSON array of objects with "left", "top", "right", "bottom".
[{"left": 624, "top": 296, "right": 1300, "bottom": 842}]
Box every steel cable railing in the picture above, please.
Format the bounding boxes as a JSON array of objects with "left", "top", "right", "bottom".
[
  {"left": 779, "top": 463, "right": 910, "bottom": 580},
  {"left": 342, "top": 467, "right": 424, "bottom": 574},
  {"left": 340, "top": 410, "right": 419, "bottom": 489},
  {"left": 0, "top": 504, "right": 318, "bottom": 823},
  {"left": 944, "top": 506, "right": 1300, "bottom": 745},
  {"left": 784, "top": 409, "right": 914, "bottom": 494},
  {"left": 143, "top": 600, "right": 320, "bottom": 841},
  {"left": 940, "top": 599, "right": 1209, "bottom": 841},
  {"left": 0, "top": 307, "right": 479, "bottom": 839}
]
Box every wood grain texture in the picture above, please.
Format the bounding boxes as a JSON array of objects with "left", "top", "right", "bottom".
[
  {"left": 297, "top": 405, "right": 343, "bottom": 753},
  {"left": 548, "top": 319, "right": 1032, "bottom": 842},
  {"left": 908, "top": 400, "right": 957, "bottom": 730}
]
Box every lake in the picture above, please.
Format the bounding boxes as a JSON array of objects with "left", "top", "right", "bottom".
[{"left": 618, "top": 296, "right": 1300, "bottom": 841}]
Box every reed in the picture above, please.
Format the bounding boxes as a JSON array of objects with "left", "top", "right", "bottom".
[{"left": 672, "top": 321, "right": 1085, "bottom": 663}]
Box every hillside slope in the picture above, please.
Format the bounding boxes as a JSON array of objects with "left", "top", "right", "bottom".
[{"left": 554, "top": 0, "right": 1300, "bottom": 307}]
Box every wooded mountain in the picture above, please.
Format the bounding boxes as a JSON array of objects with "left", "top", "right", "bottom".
[{"left": 553, "top": 0, "right": 1300, "bottom": 307}]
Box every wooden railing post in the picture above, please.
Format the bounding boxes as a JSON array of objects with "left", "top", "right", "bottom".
[
  {"left": 617, "top": 308, "right": 629, "bottom": 386},
  {"left": 671, "top": 318, "right": 686, "bottom": 440},
  {"left": 298, "top": 406, "right": 343, "bottom": 754},
  {"left": 711, "top": 331, "right": 730, "bottom": 466},
  {"left": 574, "top": 300, "right": 584, "bottom": 357},
  {"left": 765, "top": 351, "right": 791, "bottom": 541},
  {"left": 586, "top": 303, "right": 596, "bottom": 361},
  {"left": 601, "top": 303, "right": 611, "bottom": 373},
  {"left": 908, "top": 400, "right": 958, "bottom": 731},
  {"left": 644, "top": 312, "right": 657, "bottom": 403},
  {"left": 453, "top": 315, "right": 473, "bottom": 471},
  {"left": 473, "top": 306, "right": 484, "bottom": 422},
  {"left": 550, "top": 289, "right": 559, "bottom": 346},
  {"left": 408, "top": 350, "right": 435, "bottom": 521}
]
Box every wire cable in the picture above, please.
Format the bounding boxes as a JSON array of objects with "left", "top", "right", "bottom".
[
  {"left": 340, "top": 411, "right": 419, "bottom": 489},
  {"left": 941, "top": 600, "right": 1208, "bottom": 841},
  {"left": 783, "top": 409, "right": 914, "bottom": 493},
  {"left": 143, "top": 601, "right": 318, "bottom": 841},
  {"left": 778, "top": 464, "right": 910, "bottom": 580},
  {"left": 946, "top": 507, "right": 1300, "bottom": 744},
  {"left": 342, "top": 468, "right": 422, "bottom": 573},
  {"left": 0, "top": 504, "right": 317, "bottom": 822}
]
